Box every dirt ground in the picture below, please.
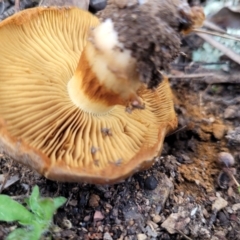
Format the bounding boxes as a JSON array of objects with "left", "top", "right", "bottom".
[
  {"left": 1, "top": 64, "right": 240, "bottom": 240},
  {"left": 1, "top": 1, "right": 240, "bottom": 240}
]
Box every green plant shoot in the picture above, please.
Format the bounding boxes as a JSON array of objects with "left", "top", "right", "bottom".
[{"left": 0, "top": 185, "right": 66, "bottom": 240}]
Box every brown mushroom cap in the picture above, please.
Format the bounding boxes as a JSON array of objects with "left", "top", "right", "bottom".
[{"left": 0, "top": 7, "right": 177, "bottom": 184}]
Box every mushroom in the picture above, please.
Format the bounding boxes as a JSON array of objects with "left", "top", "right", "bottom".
[{"left": 0, "top": 4, "right": 203, "bottom": 184}]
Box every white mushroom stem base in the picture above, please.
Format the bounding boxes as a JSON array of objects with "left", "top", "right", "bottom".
[{"left": 68, "top": 19, "right": 144, "bottom": 114}]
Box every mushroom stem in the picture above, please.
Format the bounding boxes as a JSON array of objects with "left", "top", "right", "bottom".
[{"left": 68, "top": 19, "right": 144, "bottom": 114}]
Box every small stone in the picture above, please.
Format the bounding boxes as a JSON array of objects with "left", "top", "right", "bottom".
[
  {"left": 89, "top": 194, "right": 100, "bottom": 208},
  {"left": 145, "top": 225, "right": 158, "bottom": 238},
  {"left": 129, "top": 220, "right": 134, "bottom": 226},
  {"left": 199, "top": 228, "right": 211, "bottom": 238},
  {"left": 217, "top": 152, "right": 235, "bottom": 167},
  {"left": 103, "top": 232, "right": 113, "bottom": 240},
  {"left": 212, "top": 123, "right": 226, "bottom": 140},
  {"left": 217, "top": 211, "right": 229, "bottom": 226},
  {"left": 224, "top": 106, "right": 237, "bottom": 119},
  {"left": 94, "top": 211, "right": 105, "bottom": 221},
  {"left": 144, "top": 176, "right": 158, "bottom": 190},
  {"left": 181, "top": 154, "right": 192, "bottom": 163},
  {"left": 137, "top": 233, "right": 147, "bottom": 240},
  {"left": 84, "top": 215, "right": 91, "bottom": 221},
  {"left": 62, "top": 218, "right": 72, "bottom": 229},
  {"left": 161, "top": 212, "right": 190, "bottom": 234},
  {"left": 232, "top": 203, "right": 240, "bottom": 212},
  {"left": 152, "top": 214, "right": 162, "bottom": 223},
  {"left": 114, "top": 0, "right": 128, "bottom": 8},
  {"left": 212, "top": 197, "right": 228, "bottom": 212},
  {"left": 203, "top": 208, "right": 210, "bottom": 218}
]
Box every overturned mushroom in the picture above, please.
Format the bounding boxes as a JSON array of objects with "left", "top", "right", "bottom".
[{"left": 0, "top": 4, "right": 203, "bottom": 184}]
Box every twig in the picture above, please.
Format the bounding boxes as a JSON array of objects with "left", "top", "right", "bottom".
[
  {"left": 203, "top": 20, "right": 226, "bottom": 34},
  {"left": 224, "top": 168, "right": 240, "bottom": 187},
  {"left": 194, "top": 29, "right": 240, "bottom": 41},
  {"left": 166, "top": 125, "right": 187, "bottom": 136},
  {"left": 197, "top": 33, "right": 240, "bottom": 65},
  {"left": 169, "top": 72, "right": 240, "bottom": 85},
  {"left": 168, "top": 73, "right": 214, "bottom": 79}
]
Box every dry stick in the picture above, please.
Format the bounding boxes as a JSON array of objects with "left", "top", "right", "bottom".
[
  {"left": 224, "top": 168, "right": 240, "bottom": 188},
  {"left": 203, "top": 20, "right": 226, "bottom": 34},
  {"left": 168, "top": 73, "right": 240, "bottom": 84},
  {"left": 197, "top": 33, "right": 240, "bottom": 65},
  {"left": 167, "top": 73, "right": 214, "bottom": 79},
  {"left": 194, "top": 29, "right": 240, "bottom": 41}
]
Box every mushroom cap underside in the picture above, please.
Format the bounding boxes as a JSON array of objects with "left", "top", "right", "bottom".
[{"left": 0, "top": 7, "right": 177, "bottom": 184}]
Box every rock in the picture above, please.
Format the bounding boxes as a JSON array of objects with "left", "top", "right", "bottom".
[
  {"left": 94, "top": 211, "right": 105, "bottom": 221},
  {"left": 199, "top": 228, "right": 211, "bottom": 239},
  {"left": 83, "top": 215, "right": 91, "bottom": 222},
  {"left": 144, "top": 176, "right": 158, "bottom": 190},
  {"left": 212, "top": 123, "right": 226, "bottom": 140},
  {"left": 212, "top": 231, "right": 227, "bottom": 240},
  {"left": 232, "top": 203, "right": 240, "bottom": 212},
  {"left": 89, "top": 0, "right": 107, "bottom": 13},
  {"left": 88, "top": 193, "right": 100, "bottom": 208},
  {"left": 217, "top": 152, "right": 235, "bottom": 167},
  {"left": 123, "top": 203, "right": 143, "bottom": 222},
  {"left": 217, "top": 211, "right": 229, "bottom": 226},
  {"left": 212, "top": 197, "right": 228, "bottom": 212},
  {"left": 145, "top": 173, "right": 174, "bottom": 212},
  {"left": 152, "top": 214, "right": 162, "bottom": 223},
  {"left": 224, "top": 106, "right": 238, "bottom": 119},
  {"left": 103, "top": 232, "right": 113, "bottom": 240},
  {"left": 62, "top": 218, "right": 72, "bottom": 229},
  {"left": 161, "top": 212, "right": 190, "bottom": 234},
  {"left": 226, "top": 127, "right": 240, "bottom": 147},
  {"left": 145, "top": 225, "right": 158, "bottom": 238},
  {"left": 137, "top": 234, "right": 147, "bottom": 240}
]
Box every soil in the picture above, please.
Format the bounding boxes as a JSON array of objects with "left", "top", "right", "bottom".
[{"left": 1, "top": 1, "right": 240, "bottom": 240}]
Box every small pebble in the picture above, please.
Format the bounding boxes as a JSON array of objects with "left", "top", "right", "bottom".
[
  {"left": 94, "top": 210, "right": 105, "bottom": 221},
  {"left": 224, "top": 106, "right": 237, "bottom": 119},
  {"left": 232, "top": 203, "right": 240, "bottom": 212},
  {"left": 83, "top": 215, "right": 91, "bottom": 222},
  {"left": 152, "top": 214, "right": 162, "bottom": 223},
  {"left": 144, "top": 176, "right": 158, "bottom": 190},
  {"left": 88, "top": 193, "right": 100, "bottom": 208},
  {"left": 137, "top": 233, "right": 147, "bottom": 240},
  {"left": 212, "top": 197, "right": 228, "bottom": 212},
  {"left": 217, "top": 152, "right": 235, "bottom": 167},
  {"left": 62, "top": 218, "right": 72, "bottom": 229},
  {"left": 103, "top": 232, "right": 113, "bottom": 240},
  {"left": 217, "top": 211, "right": 229, "bottom": 226},
  {"left": 89, "top": 0, "right": 107, "bottom": 13}
]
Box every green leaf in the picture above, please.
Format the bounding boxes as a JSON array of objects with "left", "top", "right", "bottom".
[
  {"left": 0, "top": 195, "right": 34, "bottom": 225},
  {"left": 53, "top": 197, "right": 67, "bottom": 210},
  {"left": 37, "top": 198, "right": 56, "bottom": 221},
  {"left": 27, "top": 186, "right": 42, "bottom": 216},
  {"left": 6, "top": 228, "right": 37, "bottom": 240}
]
